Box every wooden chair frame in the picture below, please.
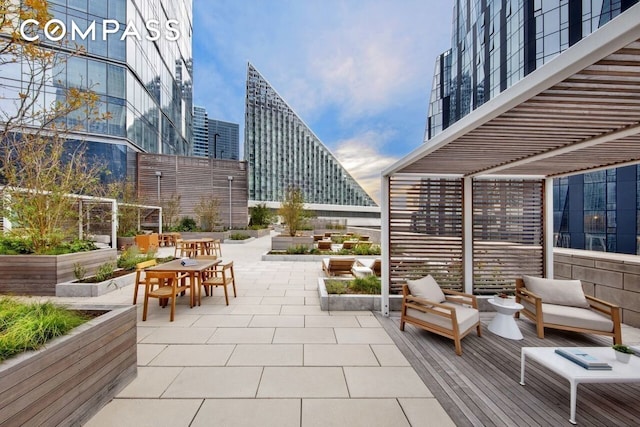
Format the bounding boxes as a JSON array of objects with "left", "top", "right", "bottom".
[
  {"left": 514, "top": 278, "right": 622, "bottom": 344},
  {"left": 400, "top": 284, "right": 482, "bottom": 356},
  {"left": 202, "top": 261, "right": 237, "bottom": 305},
  {"left": 133, "top": 259, "right": 157, "bottom": 305},
  {"left": 142, "top": 271, "right": 189, "bottom": 322}
]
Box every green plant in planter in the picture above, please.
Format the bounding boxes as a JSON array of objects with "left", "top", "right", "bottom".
[
  {"left": 229, "top": 233, "right": 250, "bottom": 240},
  {"left": 73, "top": 262, "right": 87, "bottom": 281},
  {"left": 612, "top": 344, "right": 634, "bottom": 354},
  {"left": 0, "top": 297, "right": 88, "bottom": 362},
  {"left": 94, "top": 261, "right": 116, "bottom": 282}
]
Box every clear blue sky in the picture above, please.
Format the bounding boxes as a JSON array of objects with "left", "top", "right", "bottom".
[{"left": 192, "top": 0, "right": 454, "bottom": 202}]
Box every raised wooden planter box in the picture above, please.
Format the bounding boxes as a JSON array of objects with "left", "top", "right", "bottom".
[
  {"left": 0, "top": 305, "right": 137, "bottom": 426},
  {"left": 240, "top": 228, "right": 270, "bottom": 238},
  {"left": 317, "top": 277, "right": 402, "bottom": 311},
  {"left": 0, "top": 248, "right": 118, "bottom": 296},
  {"left": 271, "top": 235, "right": 314, "bottom": 251}
]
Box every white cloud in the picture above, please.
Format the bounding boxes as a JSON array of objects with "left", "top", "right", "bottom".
[{"left": 333, "top": 131, "right": 399, "bottom": 204}]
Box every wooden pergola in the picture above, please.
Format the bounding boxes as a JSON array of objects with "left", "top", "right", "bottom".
[{"left": 380, "top": 4, "right": 640, "bottom": 315}]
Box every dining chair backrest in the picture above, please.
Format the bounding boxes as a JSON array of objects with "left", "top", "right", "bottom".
[{"left": 133, "top": 259, "right": 158, "bottom": 305}]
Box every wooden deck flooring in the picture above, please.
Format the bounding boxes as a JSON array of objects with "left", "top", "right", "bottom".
[{"left": 376, "top": 312, "right": 640, "bottom": 427}]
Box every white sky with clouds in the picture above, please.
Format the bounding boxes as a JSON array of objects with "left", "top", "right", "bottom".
[{"left": 192, "top": 0, "right": 454, "bottom": 203}]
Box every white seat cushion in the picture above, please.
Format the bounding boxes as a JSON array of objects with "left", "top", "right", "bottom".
[
  {"left": 521, "top": 301, "right": 614, "bottom": 332},
  {"left": 523, "top": 276, "right": 589, "bottom": 308},
  {"left": 406, "top": 302, "right": 479, "bottom": 334},
  {"left": 407, "top": 275, "right": 445, "bottom": 303}
]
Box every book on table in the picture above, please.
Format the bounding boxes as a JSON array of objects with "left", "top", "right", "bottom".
[
  {"left": 630, "top": 345, "right": 640, "bottom": 357},
  {"left": 554, "top": 348, "right": 612, "bottom": 370}
]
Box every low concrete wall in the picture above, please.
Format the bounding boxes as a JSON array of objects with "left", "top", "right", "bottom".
[
  {"left": 554, "top": 248, "right": 640, "bottom": 328},
  {"left": 271, "top": 236, "right": 314, "bottom": 251},
  {"left": 0, "top": 305, "right": 137, "bottom": 426},
  {"left": 317, "top": 278, "right": 402, "bottom": 311},
  {"left": 347, "top": 227, "right": 381, "bottom": 244},
  {"left": 56, "top": 271, "right": 137, "bottom": 297}
]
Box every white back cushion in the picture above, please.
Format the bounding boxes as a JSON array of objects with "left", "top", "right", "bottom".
[
  {"left": 407, "top": 275, "right": 446, "bottom": 303},
  {"left": 523, "top": 276, "right": 589, "bottom": 308}
]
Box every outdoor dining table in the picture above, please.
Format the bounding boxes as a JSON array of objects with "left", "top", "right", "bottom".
[
  {"left": 181, "top": 238, "right": 215, "bottom": 257},
  {"left": 145, "top": 258, "right": 220, "bottom": 307}
]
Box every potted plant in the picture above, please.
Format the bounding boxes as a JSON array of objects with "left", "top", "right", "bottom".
[
  {"left": 493, "top": 292, "right": 515, "bottom": 306},
  {"left": 612, "top": 344, "right": 634, "bottom": 363}
]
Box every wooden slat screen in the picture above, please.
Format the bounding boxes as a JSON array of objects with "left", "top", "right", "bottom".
[
  {"left": 389, "top": 176, "right": 463, "bottom": 294},
  {"left": 472, "top": 179, "right": 544, "bottom": 294}
]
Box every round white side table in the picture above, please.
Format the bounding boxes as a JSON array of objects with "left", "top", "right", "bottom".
[{"left": 487, "top": 300, "right": 524, "bottom": 340}]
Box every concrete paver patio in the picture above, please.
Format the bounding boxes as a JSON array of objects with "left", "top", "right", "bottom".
[{"left": 73, "top": 234, "right": 454, "bottom": 427}]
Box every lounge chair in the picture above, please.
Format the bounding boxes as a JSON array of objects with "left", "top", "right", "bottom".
[
  {"left": 322, "top": 257, "right": 355, "bottom": 276},
  {"left": 341, "top": 240, "right": 358, "bottom": 250},
  {"left": 400, "top": 275, "right": 481, "bottom": 356},
  {"left": 317, "top": 240, "right": 333, "bottom": 250},
  {"left": 515, "top": 276, "right": 621, "bottom": 344}
]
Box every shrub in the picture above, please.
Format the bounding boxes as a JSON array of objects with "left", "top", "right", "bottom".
[
  {"left": 249, "top": 203, "right": 273, "bottom": 227},
  {"left": 178, "top": 217, "right": 198, "bottom": 231},
  {"left": 354, "top": 244, "right": 381, "bottom": 256},
  {"left": 0, "top": 297, "right": 88, "bottom": 361},
  {"left": 94, "top": 261, "right": 116, "bottom": 282},
  {"left": 117, "top": 245, "right": 155, "bottom": 270},
  {"left": 285, "top": 245, "right": 310, "bottom": 254},
  {"left": 325, "top": 280, "right": 347, "bottom": 294},
  {"left": 349, "top": 275, "right": 381, "bottom": 294},
  {"left": 73, "top": 262, "right": 87, "bottom": 281},
  {"left": 229, "top": 233, "right": 250, "bottom": 240}
]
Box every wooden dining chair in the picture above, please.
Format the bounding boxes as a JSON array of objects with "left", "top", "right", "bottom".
[
  {"left": 202, "top": 261, "right": 237, "bottom": 305},
  {"left": 142, "top": 271, "right": 189, "bottom": 321},
  {"left": 133, "top": 259, "right": 157, "bottom": 305}
]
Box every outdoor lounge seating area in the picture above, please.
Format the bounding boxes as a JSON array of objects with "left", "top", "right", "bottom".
[{"left": 516, "top": 276, "right": 622, "bottom": 344}]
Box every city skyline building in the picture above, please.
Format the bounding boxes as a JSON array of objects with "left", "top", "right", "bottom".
[
  {"left": 244, "top": 63, "right": 377, "bottom": 206},
  {"left": 427, "top": 0, "right": 640, "bottom": 254},
  {"left": 192, "top": 105, "right": 209, "bottom": 157},
  {"left": 0, "top": 0, "right": 193, "bottom": 182},
  {"left": 208, "top": 119, "right": 239, "bottom": 160}
]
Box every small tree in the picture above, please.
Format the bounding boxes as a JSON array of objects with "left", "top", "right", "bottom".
[
  {"left": 194, "top": 196, "right": 220, "bottom": 232},
  {"left": 0, "top": 1, "right": 108, "bottom": 254},
  {"left": 162, "top": 193, "right": 181, "bottom": 230},
  {"left": 278, "top": 187, "right": 311, "bottom": 237},
  {"left": 106, "top": 180, "right": 142, "bottom": 236},
  {"left": 249, "top": 203, "right": 272, "bottom": 228}
]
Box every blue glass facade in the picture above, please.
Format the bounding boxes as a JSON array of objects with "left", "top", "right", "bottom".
[
  {"left": 0, "top": 0, "right": 193, "bottom": 181},
  {"left": 428, "top": 0, "right": 639, "bottom": 254},
  {"left": 208, "top": 119, "right": 239, "bottom": 160}
]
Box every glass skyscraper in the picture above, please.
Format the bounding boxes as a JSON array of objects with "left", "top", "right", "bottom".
[
  {"left": 428, "top": 0, "right": 639, "bottom": 254},
  {"left": 192, "top": 105, "right": 209, "bottom": 157},
  {"left": 208, "top": 119, "right": 239, "bottom": 160},
  {"left": 245, "top": 63, "right": 376, "bottom": 206},
  {"left": 0, "top": 0, "right": 193, "bottom": 181}
]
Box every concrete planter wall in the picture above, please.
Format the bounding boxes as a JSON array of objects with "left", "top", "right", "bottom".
[
  {"left": 0, "top": 248, "right": 118, "bottom": 296},
  {"left": 271, "top": 235, "right": 314, "bottom": 251},
  {"left": 0, "top": 305, "right": 137, "bottom": 426},
  {"left": 56, "top": 270, "right": 137, "bottom": 297},
  {"left": 318, "top": 277, "right": 402, "bottom": 311},
  {"left": 554, "top": 248, "right": 640, "bottom": 328},
  {"left": 231, "top": 228, "right": 270, "bottom": 238}
]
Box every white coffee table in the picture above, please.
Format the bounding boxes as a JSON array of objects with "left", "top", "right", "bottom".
[
  {"left": 487, "top": 299, "right": 524, "bottom": 340},
  {"left": 520, "top": 347, "right": 640, "bottom": 424}
]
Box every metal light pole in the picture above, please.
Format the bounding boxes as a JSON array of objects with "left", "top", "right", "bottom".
[
  {"left": 155, "top": 171, "right": 162, "bottom": 201},
  {"left": 227, "top": 176, "right": 233, "bottom": 229}
]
